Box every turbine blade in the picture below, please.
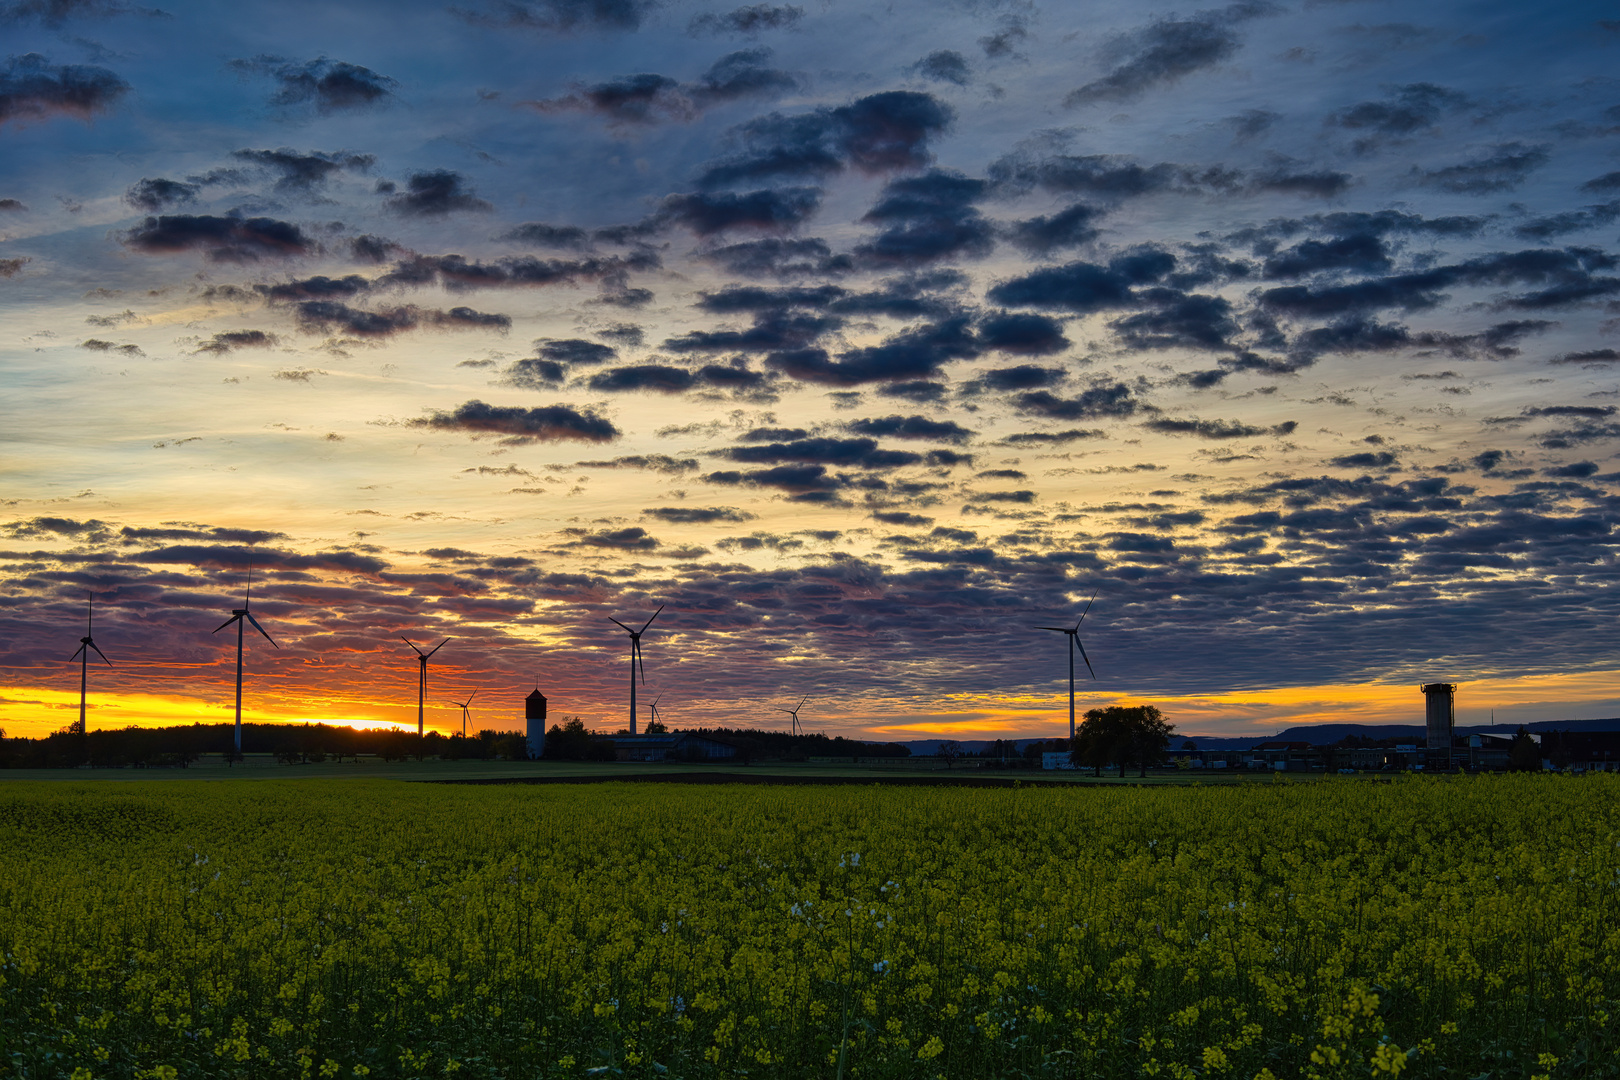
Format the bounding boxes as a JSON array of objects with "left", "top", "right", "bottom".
[
  {"left": 1074, "top": 588, "right": 1098, "bottom": 630},
  {"left": 69, "top": 643, "right": 87, "bottom": 663},
  {"left": 608, "top": 616, "right": 634, "bottom": 633},
  {"left": 246, "top": 611, "right": 281, "bottom": 649},
  {"left": 214, "top": 614, "right": 242, "bottom": 634},
  {"left": 425, "top": 637, "right": 449, "bottom": 658},
  {"left": 797, "top": 695, "right": 809, "bottom": 711},
  {"left": 639, "top": 604, "right": 665, "bottom": 633},
  {"left": 635, "top": 638, "right": 647, "bottom": 683},
  {"left": 1076, "top": 637, "right": 1096, "bottom": 679},
  {"left": 467, "top": 688, "right": 478, "bottom": 705},
  {"left": 401, "top": 636, "right": 425, "bottom": 656},
  {"left": 1036, "top": 626, "right": 1069, "bottom": 632},
  {"left": 89, "top": 641, "right": 112, "bottom": 667}
]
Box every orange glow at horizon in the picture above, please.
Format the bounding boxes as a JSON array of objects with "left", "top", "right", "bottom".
[{"left": 7, "top": 667, "right": 1619, "bottom": 742}]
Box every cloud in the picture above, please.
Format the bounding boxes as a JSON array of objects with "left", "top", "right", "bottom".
[
  {"left": 1326, "top": 83, "right": 1468, "bottom": 153},
  {"left": 0, "top": 256, "right": 27, "bottom": 276},
  {"left": 260, "top": 274, "right": 371, "bottom": 302},
  {"left": 1411, "top": 143, "right": 1549, "bottom": 195},
  {"left": 971, "top": 364, "right": 1067, "bottom": 391},
  {"left": 854, "top": 168, "right": 993, "bottom": 267},
  {"left": 0, "top": 0, "right": 164, "bottom": 25},
  {"left": 643, "top": 506, "right": 755, "bottom": 522},
  {"left": 1064, "top": 3, "right": 1277, "bottom": 107},
  {"left": 587, "top": 363, "right": 698, "bottom": 393},
  {"left": 1145, "top": 417, "right": 1293, "bottom": 439},
  {"left": 0, "top": 197, "right": 22, "bottom": 210},
  {"left": 0, "top": 53, "right": 127, "bottom": 128},
  {"left": 294, "top": 301, "right": 510, "bottom": 336},
  {"left": 845, "top": 414, "right": 974, "bottom": 444},
  {"left": 568, "top": 525, "right": 661, "bottom": 550},
  {"left": 657, "top": 187, "right": 821, "bottom": 234},
  {"left": 976, "top": 311, "right": 1069, "bottom": 355},
  {"left": 574, "top": 453, "right": 698, "bottom": 472},
  {"left": 501, "top": 357, "right": 566, "bottom": 387},
  {"left": 765, "top": 315, "right": 979, "bottom": 385},
  {"left": 538, "top": 338, "right": 617, "bottom": 365},
  {"left": 1004, "top": 203, "right": 1102, "bottom": 255},
  {"left": 911, "top": 50, "right": 971, "bottom": 86},
  {"left": 1013, "top": 383, "right": 1140, "bottom": 420},
  {"left": 384, "top": 170, "right": 493, "bottom": 216},
  {"left": 232, "top": 148, "right": 374, "bottom": 192},
  {"left": 697, "top": 90, "right": 953, "bottom": 186},
  {"left": 195, "top": 329, "right": 278, "bottom": 354},
  {"left": 229, "top": 55, "right": 396, "bottom": 113},
  {"left": 125, "top": 177, "right": 198, "bottom": 211},
  {"left": 986, "top": 249, "right": 1174, "bottom": 312},
  {"left": 688, "top": 3, "right": 802, "bottom": 35},
  {"left": 502, "top": 221, "right": 592, "bottom": 249},
  {"left": 456, "top": 0, "right": 659, "bottom": 32},
  {"left": 718, "top": 434, "right": 921, "bottom": 468},
  {"left": 999, "top": 428, "right": 1104, "bottom": 445},
  {"left": 120, "top": 214, "right": 314, "bottom": 261},
  {"left": 412, "top": 399, "right": 619, "bottom": 442},
  {"left": 524, "top": 50, "right": 797, "bottom": 127}
]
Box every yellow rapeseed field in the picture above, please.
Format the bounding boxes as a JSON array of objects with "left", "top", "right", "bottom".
[{"left": 1, "top": 775, "right": 1617, "bottom": 1079}]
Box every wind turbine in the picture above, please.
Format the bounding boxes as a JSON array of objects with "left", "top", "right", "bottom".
[
  {"left": 450, "top": 688, "right": 478, "bottom": 738},
  {"left": 777, "top": 695, "right": 809, "bottom": 736},
  {"left": 608, "top": 604, "right": 663, "bottom": 735},
  {"left": 68, "top": 591, "right": 111, "bottom": 738},
  {"left": 402, "top": 637, "right": 450, "bottom": 741},
  {"left": 1037, "top": 590, "right": 1097, "bottom": 741},
  {"left": 213, "top": 565, "right": 280, "bottom": 754},
  {"left": 647, "top": 692, "right": 665, "bottom": 730}
]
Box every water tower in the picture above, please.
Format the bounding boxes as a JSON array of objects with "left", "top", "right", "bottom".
[
  {"left": 525, "top": 687, "right": 547, "bottom": 760},
  {"left": 1420, "top": 683, "right": 1456, "bottom": 762}
]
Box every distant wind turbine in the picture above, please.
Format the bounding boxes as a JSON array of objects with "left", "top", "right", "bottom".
[
  {"left": 68, "top": 591, "right": 111, "bottom": 738},
  {"left": 647, "top": 692, "right": 664, "bottom": 729},
  {"left": 1037, "top": 590, "right": 1097, "bottom": 741},
  {"left": 402, "top": 637, "right": 450, "bottom": 741},
  {"left": 213, "top": 564, "right": 280, "bottom": 754},
  {"left": 608, "top": 604, "right": 663, "bottom": 735},
  {"left": 776, "top": 695, "right": 810, "bottom": 736},
  {"left": 450, "top": 688, "right": 478, "bottom": 738}
]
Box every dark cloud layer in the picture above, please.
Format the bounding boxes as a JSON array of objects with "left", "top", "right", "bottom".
[
  {"left": 412, "top": 400, "right": 619, "bottom": 442},
  {"left": 229, "top": 55, "right": 396, "bottom": 113},
  {"left": 0, "top": 53, "right": 128, "bottom": 127}
]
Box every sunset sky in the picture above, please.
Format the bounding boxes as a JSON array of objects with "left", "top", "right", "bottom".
[{"left": 3, "top": 0, "right": 1620, "bottom": 742}]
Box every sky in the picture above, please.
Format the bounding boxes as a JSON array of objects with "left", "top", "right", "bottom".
[{"left": 3, "top": 0, "right": 1620, "bottom": 742}]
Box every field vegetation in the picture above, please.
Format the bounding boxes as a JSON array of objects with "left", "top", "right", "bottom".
[{"left": 1, "top": 776, "right": 1616, "bottom": 1078}]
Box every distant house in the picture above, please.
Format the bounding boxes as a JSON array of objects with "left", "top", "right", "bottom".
[
  {"left": 593, "top": 732, "right": 738, "bottom": 763},
  {"left": 1247, "top": 740, "right": 1321, "bottom": 771},
  {"left": 1540, "top": 730, "right": 1620, "bottom": 771}
]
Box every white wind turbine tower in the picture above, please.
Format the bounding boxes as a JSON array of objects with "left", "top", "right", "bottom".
[
  {"left": 68, "top": 591, "right": 111, "bottom": 737},
  {"left": 608, "top": 604, "right": 663, "bottom": 735},
  {"left": 402, "top": 637, "right": 450, "bottom": 742},
  {"left": 450, "top": 688, "right": 479, "bottom": 738},
  {"left": 1037, "top": 590, "right": 1097, "bottom": 741},
  {"left": 777, "top": 695, "right": 810, "bottom": 736},
  {"left": 212, "top": 564, "right": 280, "bottom": 754}
]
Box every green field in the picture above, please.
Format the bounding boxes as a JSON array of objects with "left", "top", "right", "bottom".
[
  {"left": 0, "top": 756, "right": 1294, "bottom": 785},
  {"left": 3, "top": 775, "right": 1615, "bottom": 1079}
]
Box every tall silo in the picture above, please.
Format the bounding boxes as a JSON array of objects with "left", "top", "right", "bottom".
[
  {"left": 1420, "top": 683, "right": 1456, "bottom": 760},
  {"left": 525, "top": 687, "right": 548, "bottom": 760}
]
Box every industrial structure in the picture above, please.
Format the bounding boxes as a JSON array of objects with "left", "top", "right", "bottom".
[
  {"left": 525, "top": 686, "right": 547, "bottom": 760},
  {"left": 1421, "top": 683, "right": 1457, "bottom": 764}
]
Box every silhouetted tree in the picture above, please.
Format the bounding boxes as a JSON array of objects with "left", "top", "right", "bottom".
[
  {"left": 1073, "top": 705, "right": 1174, "bottom": 776},
  {"left": 937, "top": 740, "right": 963, "bottom": 768},
  {"left": 1508, "top": 727, "right": 1542, "bottom": 772},
  {"left": 543, "top": 717, "right": 594, "bottom": 760}
]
